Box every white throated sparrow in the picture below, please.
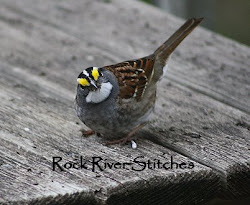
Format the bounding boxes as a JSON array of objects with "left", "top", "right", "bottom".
[{"left": 75, "top": 18, "right": 203, "bottom": 144}]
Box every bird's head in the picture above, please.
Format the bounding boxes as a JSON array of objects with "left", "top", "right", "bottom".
[
  {"left": 77, "top": 67, "right": 113, "bottom": 103},
  {"left": 77, "top": 67, "right": 103, "bottom": 91}
]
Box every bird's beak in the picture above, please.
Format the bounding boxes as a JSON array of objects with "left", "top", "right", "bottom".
[{"left": 90, "top": 80, "right": 98, "bottom": 90}]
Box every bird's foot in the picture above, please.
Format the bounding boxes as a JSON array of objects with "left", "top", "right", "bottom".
[
  {"left": 80, "top": 129, "right": 95, "bottom": 136},
  {"left": 105, "top": 122, "right": 147, "bottom": 145},
  {"left": 105, "top": 137, "right": 128, "bottom": 145}
]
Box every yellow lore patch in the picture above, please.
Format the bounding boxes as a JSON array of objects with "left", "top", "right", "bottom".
[
  {"left": 92, "top": 68, "right": 99, "bottom": 81},
  {"left": 77, "top": 78, "right": 90, "bottom": 86}
]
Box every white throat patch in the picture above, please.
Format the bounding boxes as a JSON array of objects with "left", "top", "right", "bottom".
[{"left": 86, "top": 82, "right": 113, "bottom": 103}]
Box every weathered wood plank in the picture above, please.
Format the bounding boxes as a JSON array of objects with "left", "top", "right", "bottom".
[
  {"left": 1, "top": 0, "right": 249, "bottom": 114},
  {"left": 145, "top": 80, "right": 250, "bottom": 199},
  {"left": 0, "top": 12, "right": 218, "bottom": 204},
  {"left": 0, "top": 63, "right": 218, "bottom": 205},
  {"left": 0, "top": 0, "right": 249, "bottom": 203}
]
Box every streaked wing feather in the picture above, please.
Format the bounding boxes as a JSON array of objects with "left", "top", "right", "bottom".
[{"left": 103, "top": 56, "right": 155, "bottom": 101}]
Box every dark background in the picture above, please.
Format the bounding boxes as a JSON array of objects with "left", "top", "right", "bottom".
[{"left": 141, "top": 0, "right": 250, "bottom": 46}]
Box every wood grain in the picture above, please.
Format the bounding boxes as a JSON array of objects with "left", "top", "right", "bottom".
[
  {"left": 0, "top": 64, "right": 217, "bottom": 203},
  {"left": 0, "top": 0, "right": 249, "bottom": 204},
  {"left": 145, "top": 80, "right": 250, "bottom": 199}
]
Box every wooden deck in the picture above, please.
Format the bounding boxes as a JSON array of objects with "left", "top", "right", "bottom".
[{"left": 0, "top": 0, "right": 249, "bottom": 204}]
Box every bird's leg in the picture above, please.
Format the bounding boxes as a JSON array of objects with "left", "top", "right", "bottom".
[
  {"left": 105, "top": 122, "right": 147, "bottom": 145},
  {"left": 80, "top": 129, "right": 95, "bottom": 136}
]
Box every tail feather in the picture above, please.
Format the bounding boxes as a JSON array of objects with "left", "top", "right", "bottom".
[{"left": 154, "top": 18, "right": 203, "bottom": 65}]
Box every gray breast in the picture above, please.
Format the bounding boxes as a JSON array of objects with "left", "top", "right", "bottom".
[{"left": 75, "top": 70, "right": 123, "bottom": 138}]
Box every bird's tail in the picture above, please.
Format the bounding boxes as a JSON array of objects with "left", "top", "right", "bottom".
[{"left": 154, "top": 18, "right": 203, "bottom": 65}]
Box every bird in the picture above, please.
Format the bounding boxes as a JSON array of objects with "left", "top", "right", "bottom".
[{"left": 75, "top": 18, "right": 203, "bottom": 145}]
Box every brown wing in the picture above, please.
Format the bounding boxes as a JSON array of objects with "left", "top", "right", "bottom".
[{"left": 103, "top": 55, "right": 155, "bottom": 101}]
